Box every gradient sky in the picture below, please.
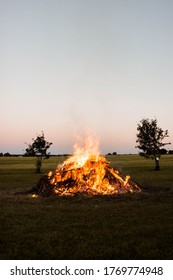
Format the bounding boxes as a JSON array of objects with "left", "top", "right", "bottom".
[{"left": 1, "top": 0, "right": 173, "bottom": 155}]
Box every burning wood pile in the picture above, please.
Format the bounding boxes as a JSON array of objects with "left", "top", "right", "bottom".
[{"left": 31, "top": 136, "right": 141, "bottom": 197}]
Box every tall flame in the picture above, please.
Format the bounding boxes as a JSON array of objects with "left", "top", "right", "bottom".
[{"left": 62, "top": 134, "right": 100, "bottom": 169}]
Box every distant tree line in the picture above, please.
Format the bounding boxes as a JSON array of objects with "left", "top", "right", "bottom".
[
  {"left": 2, "top": 150, "right": 173, "bottom": 158},
  {"left": 0, "top": 152, "right": 22, "bottom": 157},
  {"left": 106, "top": 152, "right": 117, "bottom": 156},
  {"left": 139, "top": 149, "right": 173, "bottom": 156},
  {"left": 105, "top": 149, "right": 173, "bottom": 157},
  {"left": 0, "top": 152, "right": 72, "bottom": 157}
]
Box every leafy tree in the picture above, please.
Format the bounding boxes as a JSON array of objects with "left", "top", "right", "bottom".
[
  {"left": 160, "top": 148, "right": 168, "bottom": 155},
  {"left": 4, "top": 152, "right": 11, "bottom": 157},
  {"left": 24, "top": 132, "right": 52, "bottom": 173},
  {"left": 136, "top": 118, "right": 170, "bottom": 170}
]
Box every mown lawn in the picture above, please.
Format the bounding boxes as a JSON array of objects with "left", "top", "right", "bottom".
[{"left": 0, "top": 155, "right": 173, "bottom": 259}]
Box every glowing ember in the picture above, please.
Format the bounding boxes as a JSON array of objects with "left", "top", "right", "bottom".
[
  {"left": 32, "top": 194, "right": 39, "bottom": 198},
  {"left": 32, "top": 135, "right": 141, "bottom": 197}
]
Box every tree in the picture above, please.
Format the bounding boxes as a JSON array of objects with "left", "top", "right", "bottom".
[
  {"left": 136, "top": 118, "right": 170, "bottom": 170},
  {"left": 4, "top": 152, "right": 11, "bottom": 157},
  {"left": 24, "top": 132, "right": 52, "bottom": 173},
  {"left": 160, "top": 148, "right": 168, "bottom": 155}
]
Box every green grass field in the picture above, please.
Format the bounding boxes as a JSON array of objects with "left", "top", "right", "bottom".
[{"left": 0, "top": 155, "right": 173, "bottom": 260}]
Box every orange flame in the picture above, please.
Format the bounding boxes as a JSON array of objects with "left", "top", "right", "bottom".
[{"left": 33, "top": 135, "right": 141, "bottom": 197}]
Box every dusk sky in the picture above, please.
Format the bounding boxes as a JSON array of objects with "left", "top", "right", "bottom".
[{"left": 1, "top": 0, "right": 173, "bottom": 155}]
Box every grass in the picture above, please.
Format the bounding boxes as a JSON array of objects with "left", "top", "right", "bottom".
[{"left": 0, "top": 155, "right": 173, "bottom": 259}]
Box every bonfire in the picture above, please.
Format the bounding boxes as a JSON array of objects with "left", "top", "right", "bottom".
[{"left": 30, "top": 135, "right": 141, "bottom": 197}]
